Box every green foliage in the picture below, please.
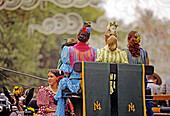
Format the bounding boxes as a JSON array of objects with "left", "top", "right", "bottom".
[{"left": 0, "top": 3, "right": 104, "bottom": 91}]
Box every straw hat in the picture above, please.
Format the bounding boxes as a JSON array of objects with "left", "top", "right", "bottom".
[
  {"left": 148, "top": 73, "right": 162, "bottom": 85},
  {"left": 61, "top": 38, "right": 77, "bottom": 48}
]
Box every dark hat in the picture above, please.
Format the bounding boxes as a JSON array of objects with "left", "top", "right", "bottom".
[
  {"left": 61, "top": 38, "right": 77, "bottom": 49},
  {"left": 148, "top": 73, "right": 162, "bottom": 85}
]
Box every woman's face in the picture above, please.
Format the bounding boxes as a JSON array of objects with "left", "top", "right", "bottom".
[{"left": 48, "top": 72, "right": 57, "bottom": 86}]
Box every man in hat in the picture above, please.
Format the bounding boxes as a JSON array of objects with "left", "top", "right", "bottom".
[
  {"left": 147, "top": 73, "right": 162, "bottom": 95},
  {"left": 147, "top": 73, "right": 166, "bottom": 107}
]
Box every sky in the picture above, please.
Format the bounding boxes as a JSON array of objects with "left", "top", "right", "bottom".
[{"left": 102, "top": 0, "right": 170, "bottom": 24}]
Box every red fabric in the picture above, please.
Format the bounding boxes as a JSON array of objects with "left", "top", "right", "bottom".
[
  {"left": 56, "top": 75, "right": 64, "bottom": 85},
  {"left": 37, "top": 86, "right": 57, "bottom": 116},
  {"left": 82, "top": 27, "right": 88, "bottom": 33},
  {"left": 73, "top": 42, "right": 91, "bottom": 52},
  {"left": 65, "top": 100, "right": 75, "bottom": 116},
  {"left": 69, "top": 42, "right": 95, "bottom": 68}
]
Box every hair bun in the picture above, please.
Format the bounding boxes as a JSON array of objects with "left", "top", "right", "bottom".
[{"left": 107, "top": 35, "right": 117, "bottom": 51}]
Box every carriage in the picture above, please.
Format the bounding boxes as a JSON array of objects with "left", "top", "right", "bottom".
[{"left": 1, "top": 62, "right": 170, "bottom": 116}]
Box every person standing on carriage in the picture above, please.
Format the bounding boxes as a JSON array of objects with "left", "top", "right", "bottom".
[
  {"left": 54, "top": 21, "right": 97, "bottom": 116},
  {"left": 96, "top": 21, "right": 129, "bottom": 116},
  {"left": 37, "top": 69, "right": 64, "bottom": 116},
  {"left": 122, "top": 30, "right": 154, "bottom": 116},
  {"left": 96, "top": 21, "right": 129, "bottom": 94}
]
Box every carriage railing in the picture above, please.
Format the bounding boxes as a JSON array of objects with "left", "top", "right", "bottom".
[
  {"left": 73, "top": 62, "right": 154, "bottom": 75},
  {"left": 63, "top": 62, "right": 154, "bottom": 98},
  {"left": 148, "top": 94, "right": 170, "bottom": 114},
  {"left": 73, "top": 62, "right": 170, "bottom": 114}
]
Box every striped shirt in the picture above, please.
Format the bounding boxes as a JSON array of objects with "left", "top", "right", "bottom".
[
  {"left": 96, "top": 45, "right": 128, "bottom": 94},
  {"left": 96, "top": 45, "right": 128, "bottom": 64}
]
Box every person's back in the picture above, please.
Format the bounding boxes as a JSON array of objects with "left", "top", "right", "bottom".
[
  {"left": 96, "top": 22, "right": 128, "bottom": 64},
  {"left": 54, "top": 21, "right": 97, "bottom": 116},
  {"left": 59, "top": 22, "right": 96, "bottom": 85},
  {"left": 69, "top": 42, "right": 96, "bottom": 68},
  {"left": 96, "top": 22, "right": 128, "bottom": 95},
  {"left": 122, "top": 30, "right": 153, "bottom": 116},
  {"left": 122, "top": 31, "right": 149, "bottom": 65},
  {"left": 122, "top": 47, "right": 148, "bottom": 64}
]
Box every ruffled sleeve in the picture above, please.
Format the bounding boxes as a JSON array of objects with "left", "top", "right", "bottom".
[
  {"left": 60, "top": 46, "right": 72, "bottom": 73},
  {"left": 37, "top": 86, "right": 49, "bottom": 114}
]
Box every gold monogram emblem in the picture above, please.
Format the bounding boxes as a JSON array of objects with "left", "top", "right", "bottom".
[
  {"left": 94, "top": 101, "right": 101, "bottom": 111},
  {"left": 128, "top": 102, "right": 135, "bottom": 112}
]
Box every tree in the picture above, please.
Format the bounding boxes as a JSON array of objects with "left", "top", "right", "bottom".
[
  {"left": 137, "top": 9, "right": 170, "bottom": 80},
  {"left": 0, "top": 2, "right": 104, "bottom": 90}
]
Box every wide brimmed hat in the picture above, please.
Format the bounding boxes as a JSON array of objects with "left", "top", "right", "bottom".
[
  {"left": 148, "top": 73, "right": 162, "bottom": 85},
  {"left": 61, "top": 38, "right": 77, "bottom": 48}
]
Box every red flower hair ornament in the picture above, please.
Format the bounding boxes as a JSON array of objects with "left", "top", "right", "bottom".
[
  {"left": 82, "top": 27, "right": 91, "bottom": 33},
  {"left": 57, "top": 75, "right": 64, "bottom": 85}
]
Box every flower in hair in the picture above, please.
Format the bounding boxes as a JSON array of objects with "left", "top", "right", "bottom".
[
  {"left": 107, "top": 21, "right": 118, "bottom": 30},
  {"left": 83, "top": 21, "right": 91, "bottom": 27},
  {"left": 135, "top": 32, "right": 141, "bottom": 43},
  {"left": 107, "top": 25, "right": 111, "bottom": 29},
  {"left": 83, "top": 21, "right": 91, "bottom": 25},
  {"left": 82, "top": 27, "right": 91, "bottom": 33},
  {"left": 136, "top": 36, "right": 141, "bottom": 43}
]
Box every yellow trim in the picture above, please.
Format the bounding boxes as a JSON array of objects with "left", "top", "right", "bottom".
[
  {"left": 82, "top": 61, "right": 86, "bottom": 116},
  {"left": 142, "top": 64, "right": 146, "bottom": 116}
]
